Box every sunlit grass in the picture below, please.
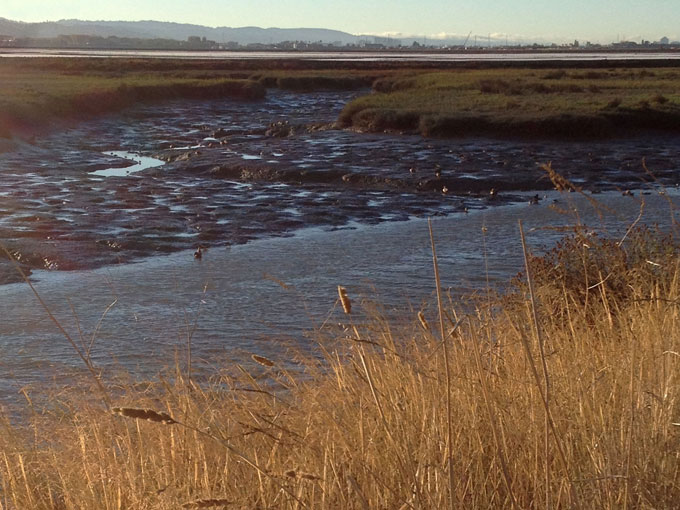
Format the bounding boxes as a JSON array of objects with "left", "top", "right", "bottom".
[
  {"left": 340, "top": 67, "right": 680, "bottom": 137},
  {"left": 3, "top": 59, "right": 680, "bottom": 139},
  {"left": 0, "top": 219, "right": 678, "bottom": 508},
  {"left": 0, "top": 61, "right": 266, "bottom": 132}
]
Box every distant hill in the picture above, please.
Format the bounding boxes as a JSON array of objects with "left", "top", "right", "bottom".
[{"left": 0, "top": 18, "right": 361, "bottom": 45}]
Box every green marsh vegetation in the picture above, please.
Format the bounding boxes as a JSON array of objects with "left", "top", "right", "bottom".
[
  {"left": 3, "top": 58, "right": 680, "bottom": 140},
  {"left": 339, "top": 67, "right": 680, "bottom": 137},
  {"left": 0, "top": 57, "right": 383, "bottom": 135},
  {"left": 0, "top": 59, "right": 267, "bottom": 134}
]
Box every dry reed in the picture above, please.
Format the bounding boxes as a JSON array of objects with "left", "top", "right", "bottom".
[
  {"left": 112, "top": 407, "right": 177, "bottom": 425},
  {"left": 251, "top": 354, "right": 276, "bottom": 367},
  {"left": 338, "top": 285, "right": 352, "bottom": 314},
  {"left": 182, "top": 498, "right": 233, "bottom": 508},
  {"left": 0, "top": 225, "right": 678, "bottom": 509}
]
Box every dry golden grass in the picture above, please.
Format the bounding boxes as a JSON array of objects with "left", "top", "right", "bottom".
[{"left": 0, "top": 228, "right": 679, "bottom": 509}]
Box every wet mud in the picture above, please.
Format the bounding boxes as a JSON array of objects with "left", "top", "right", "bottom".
[{"left": 1, "top": 89, "right": 679, "bottom": 284}]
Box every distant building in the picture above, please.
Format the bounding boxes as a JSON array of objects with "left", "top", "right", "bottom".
[
  {"left": 372, "top": 36, "right": 401, "bottom": 47},
  {"left": 185, "top": 35, "right": 218, "bottom": 49},
  {"left": 659, "top": 36, "right": 670, "bottom": 45},
  {"left": 612, "top": 40, "right": 639, "bottom": 49}
]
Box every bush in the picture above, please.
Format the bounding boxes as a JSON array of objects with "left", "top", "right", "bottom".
[{"left": 522, "top": 226, "right": 679, "bottom": 314}]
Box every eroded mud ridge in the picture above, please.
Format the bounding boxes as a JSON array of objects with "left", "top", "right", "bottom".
[{"left": 1, "top": 89, "right": 679, "bottom": 283}]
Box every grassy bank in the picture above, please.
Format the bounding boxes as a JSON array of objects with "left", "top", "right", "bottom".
[
  {"left": 1, "top": 224, "right": 678, "bottom": 509},
  {"left": 2, "top": 58, "right": 680, "bottom": 139},
  {"left": 0, "top": 58, "right": 389, "bottom": 136},
  {"left": 339, "top": 67, "right": 680, "bottom": 138},
  {"left": 0, "top": 60, "right": 270, "bottom": 136}
]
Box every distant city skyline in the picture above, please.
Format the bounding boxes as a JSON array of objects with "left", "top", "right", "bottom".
[{"left": 2, "top": 0, "right": 679, "bottom": 44}]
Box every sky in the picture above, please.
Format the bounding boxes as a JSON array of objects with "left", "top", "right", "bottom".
[{"left": 2, "top": 0, "right": 679, "bottom": 44}]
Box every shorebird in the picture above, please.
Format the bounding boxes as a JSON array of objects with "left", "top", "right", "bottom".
[{"left": 194, "top": 246, "right": 203, "bottom": 259}]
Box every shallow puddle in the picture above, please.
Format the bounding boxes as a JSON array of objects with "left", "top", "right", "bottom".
[{"left": 90, "top": 151, "right": 166, "bottom": 177}]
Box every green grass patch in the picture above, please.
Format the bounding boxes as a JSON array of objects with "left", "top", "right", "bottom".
[
  {"left": 0, "top": 59, "right": 387, "bottom": 134},
  {"left": 0, "top": 61, "right": 268, "bottom": 133},
  {"left": 3, "top": 59, "right": 680, "bottom": 139},
  {"left": 339, "top": 67, "right": 680, "bottom": 138}
]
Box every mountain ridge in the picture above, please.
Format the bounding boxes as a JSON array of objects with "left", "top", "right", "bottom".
[{"left": 0, "top": 17, "right": 362, "bottom": 45}]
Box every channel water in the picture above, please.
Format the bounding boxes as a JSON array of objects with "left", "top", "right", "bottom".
[{"left": 0, "top": 88, "right": 679, "bottom": 406}]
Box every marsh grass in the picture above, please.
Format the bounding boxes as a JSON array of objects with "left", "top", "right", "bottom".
[
  {"left": 3, "top": 59, "right": 680, "bottom": 139},
  {"left": 0, "top": 64, "right": 265, "bottom": 133},
  {"left": 0, "top": 217, "right": 678, "bottom": 509},
  {"left": 339, "top": 67, "right": 680, "bottom": 137},
  {"left": 0, "top": 59, "right": 383, "bottom": 135}
]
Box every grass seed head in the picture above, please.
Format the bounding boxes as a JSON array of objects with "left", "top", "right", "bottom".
[
  {"left": 182, "top": 499, "right": 233, "bottom": 508},
  {"left": 417, "top": 311, "right": 430, "bottom": 331},
  {"left": 338, "top": 285, "right": 351, "bottom": 314},
  {"left": 112, "top": 407, "right": 176, "bottom": 425},
  {"left": 252, "top": 354, "right": 275, "bottom": 367},
  {"left": 300, "top": 472, "right": 322, "bottom": 481}
]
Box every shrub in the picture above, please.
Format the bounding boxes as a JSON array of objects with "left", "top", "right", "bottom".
[{"left": 521, "top": 225, "right": 679, "bottom": 314}]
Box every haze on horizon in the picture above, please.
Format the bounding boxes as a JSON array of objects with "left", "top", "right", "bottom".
[{"left": 2, "top": 0, "right": 679, "bottom": 44}]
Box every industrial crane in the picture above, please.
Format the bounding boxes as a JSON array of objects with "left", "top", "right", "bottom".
[{"left": 463, "top": 31, "right": 472, "bottom": 49}]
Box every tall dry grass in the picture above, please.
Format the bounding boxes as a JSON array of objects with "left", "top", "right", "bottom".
[{"left": 0, "top": 225, "right": 679, "bottom": 509}]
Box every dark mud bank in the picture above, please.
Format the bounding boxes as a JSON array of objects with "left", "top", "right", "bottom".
[{"left": 1, "top": 90, "right": 679, "bottom": 285}]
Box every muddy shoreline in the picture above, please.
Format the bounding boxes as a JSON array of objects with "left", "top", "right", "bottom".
[{"left": 2, "top": 90, "right": 680, "bottom": 285}]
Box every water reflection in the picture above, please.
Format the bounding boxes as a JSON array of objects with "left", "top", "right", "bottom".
[{"left": 90, "top": 151, "right": 166, "bottom": 177}]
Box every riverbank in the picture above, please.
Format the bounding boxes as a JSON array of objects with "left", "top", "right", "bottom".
[
  {"left": 1, "top": 215, "right": 677, "bottom": 508},
  {"left": 339, "top": 67, "right": 680, "bottom": 138},
  {"left": 0, "top": 58, "right": 381, "bottom": 138},
  {"left": 2, "top": 58, "right": 680, "bottom": 140}
]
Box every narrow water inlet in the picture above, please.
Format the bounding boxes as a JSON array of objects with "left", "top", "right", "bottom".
[
  {"left": 0, "top": 189, "right": 676, "bottom": 408},
  {"left": 90, "top": 151, "right": 166, "bottom": 177}
]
